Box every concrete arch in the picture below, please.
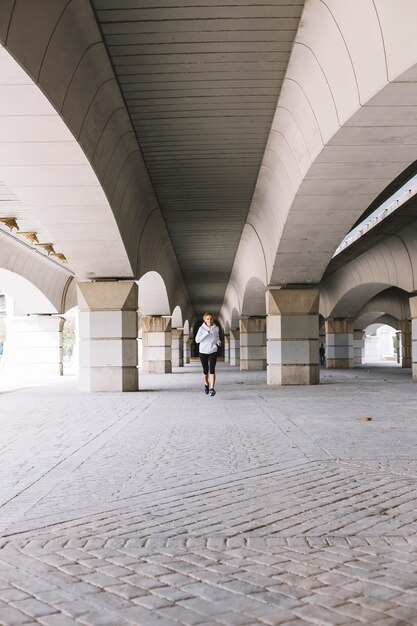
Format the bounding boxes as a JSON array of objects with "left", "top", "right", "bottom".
[
  {"left": 0, "top": 3, "right": 191, "bottom": 317},
  {"left": 354, "top": 288, "right": 410, "bottom": 330},
  {"left": 324, "top": 283, "right": 393, "bottom": 320},
  {"left": 171, "top": 306, "right": 183, "bottom": 329},
  {"left": 225, "top": 0, "right": 417, "bottom": 297},
  {"left": 241, "top": 277, "right": 267, "bottom": 318},
  {"left": 356, "top": 312, "right": 400, "bottom": 332},
  {"left": 138, "top": 210, "right": 192, "bottom": 322},
  {"left": 138, "top": 271, "right": 170, "bottom": 317},
  {"left": 320, "top": 229, "right": 417, "bottom": 318},
  {"left": 231, "top": 307, "right": 240, "bottom": 331},
  {"left": 183, "top": 320, "right": 190, "bottom": 335},
  {"left": 0, "top": 44, "right": 131, "bottom": 279},
  {"left": 0, "top": 230, "right": 76, "bottom": 314},
  {"left": 220, "top": 223, "right": 266, "bottom": 325}
]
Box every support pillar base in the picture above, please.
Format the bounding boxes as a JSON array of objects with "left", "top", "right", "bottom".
[{"left": 267, "top": 364, "right": 319, "bottom": 386}]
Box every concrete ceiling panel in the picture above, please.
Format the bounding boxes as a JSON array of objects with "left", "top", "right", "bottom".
[
  {"left": 367, "top": 82, "right": 417, "bottom": 107},
  {"left": 328, "top": 126, "right": 417, "bottom": 146},
  {"left": 92, "top": 0, "right": 304, "bottom": 314},
  {"left": 0, "top": 165, "right": 98, "bottom": 187},
  {"left": 0, "top": 141, "right": 87, "bottom": 166},
  {"left": 0, "top": 0, "right": 14, "bottom": 44},
  {"left": 324, "top": 0, "right": 387, "bottom": 103},
  {"left": 60, "top": 43, "right": 114, "bottom": 138},
  {"left": 0, "top": 84, "right": 54, "bottom": 115},
  {"left": 277, "top": 80, "right": 323, "bottom": 162},
  {"left": 78, "top": 80, "right": 125, "bottom": 158},
  {"left": 286, "top": 43, "right": 338, "bottom": 144},
  {"left": 295, "top": 0, "right": 359, "bottom": 124},
  {"left": 316, "top": 145, "right": 417, "bottom": 164},
  {"left": 305, "top": 162, "right": 407, "bottom": 182},
  {"left": 39, "top": 1, "right": 103, "bottom": 111},
  {"left": 104, "top": 134, "right": 142, "bottom": 201},
  {"left": 5, "top": 0, "right": 68, "bottom": 81},
  {"left": 0, "top": 115, "right": 74, "bottom": 142},
  {"left": 345, "top": 105, "right": 417, "bottom": 127},
  {"left": 375, "top": 0, "right": 417, "bottom": 80},
  {"left": 91, "top": 109, "right": 132, "bottom": 179}
]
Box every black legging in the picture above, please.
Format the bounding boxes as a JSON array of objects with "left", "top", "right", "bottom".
[{"left": 200, "top": 352, "right": 218, "bottom": 375}]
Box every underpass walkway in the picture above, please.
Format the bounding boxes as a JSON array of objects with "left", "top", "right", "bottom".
[{"left": 0, "top": 364, "right": 416, "bottom": 625}]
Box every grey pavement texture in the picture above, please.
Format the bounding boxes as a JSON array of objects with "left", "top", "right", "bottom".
[{"left": 0, "top": 363, "right": 417, "bottom": 625}]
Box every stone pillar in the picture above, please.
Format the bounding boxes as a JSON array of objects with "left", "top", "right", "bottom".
[
  {"left": 5, "top": 315, "right": 64, "bottom": 378},
  {"left": 142, "top": 316, "right": 172, "bottom": 373},
  {"left": 266, "top": 288, "right": 319, "bottom": 385},
  {"left": 171, "top": 328, "right": 184, "bottom": 367},
  {"left": 401, "top": 320, "right": 412, "bottom": 368},
  {"left": 412, "top": 296, "right": 417, "bottom": 380},
  {"left": 183, "top": 333, "right": 191, "bottom": 364},
  {"left": 78, "top": 281, "right": 138, "bottom": 392},
  {"left": 223, "top": 333, "right": 230, "bottom": 363},
  {"left": 230, "top": 329, "right": 240, "bottom": 366},
  {"left": 353, "top": 330, "right": 365, "bottom": 365},
  {"left": 325, "top": 318, "right": 354, "bottom": 368},
  {"left": 240, "top": 318, "right": 266, "bottom": 371}
]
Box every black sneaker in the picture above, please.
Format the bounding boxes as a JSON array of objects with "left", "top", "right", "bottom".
[
  {"left": 209, "top": 389, "right": 216, "bottom": 397},
  {"left": 204, "top": 385, "right": 209, "bottom": 395}
]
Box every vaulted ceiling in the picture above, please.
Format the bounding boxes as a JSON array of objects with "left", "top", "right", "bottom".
[{"left": 91, "top": 0, "right": 305, "bottom": 313}]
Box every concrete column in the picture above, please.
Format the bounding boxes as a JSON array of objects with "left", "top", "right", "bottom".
[
  {"left": 240, "top": 318, "right": 266, "bottom": 371},
  {"left": 401, "top": 320, "right": 412, "bottom": 368},
  {"left": 412, "top": 296, "right": 417, "bottom": 379},
  {"left": 183, "top": 333, "right": 191, "bottom": 364},
  {"left": 142, "top": 316, "right": 172, "bottom": 373},
  {"left": 266, "top": 288, "right": 319, "bottom": 385},
  {"left": 171, "top": 328, "right": 184, "bottom": 367},
  {"left": 224, "top": 333, "right": 230, "bottom": 363},
  {"left": 5, "top": 315, "right": 64, "bottom": 378},
  {"left": 325, "top": 318, "right": 354, "bottom": 368},
  {"left": 78, "top": 281, "right": 138, "bottom": 392},
  {"left": 230, "top": 329, "right": 240, "bottom": 366},
  {"left": 353, "top": 330, "right": 365, "bottom": 366}
]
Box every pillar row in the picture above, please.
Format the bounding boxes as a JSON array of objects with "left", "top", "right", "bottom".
[
  {"left": 230, "top": 329, "right": 240, "bottom": 366},
  {"left": 325, "top": 318, "right": 353, "bottom": 369},
  {"left": 401, "top": 320, "right": 412, "bottom": 368},
  {"left": 142, "top": 316, "right": 172, "bottom": 373},
  {"left": 5, "top": 315, "right": 64, "bottom": 378},
  {"left": 171, "top": 328, "right": 184, "bottom": 367},
  {"left": 239, "top": 318, "right": 266, "bottom": 371},
  {"left": 224, "top": 333, "right": 230, "bottom": 363},
  {"left": 410, "top": 297, "right": 417, "bottom": 380},
  {"left": 266, "top": 288, "right": 319, "bottom": 385},
  {"left": 78, "top": 281, "right": 138, "bottom": 392},
  {"left": 353, "top": 330, "right": 365, "bottom": 366},
  {"left": 183, "top": 333, "right": 191, "bottom": 364}
]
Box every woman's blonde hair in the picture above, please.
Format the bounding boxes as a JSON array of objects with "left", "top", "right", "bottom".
[{"left": 203, "top": 312, "right": 214, "bottom": 320}]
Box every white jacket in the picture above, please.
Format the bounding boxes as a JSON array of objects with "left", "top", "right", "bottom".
[{"left": 196, "top": 323, "right": 220, "bottom": 354}]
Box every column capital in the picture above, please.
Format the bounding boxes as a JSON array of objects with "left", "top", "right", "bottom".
[
  {"left": 410, "top": 295, "right": 417, "bottom": 318},
  {"left": 142, "top": 315, "right": 171, "bottom": 333},
  {"left": 325, "top": 318, "right": 353, "bottom": 334},
  {"left": 77, "top": 281, "right": 137, "bottom": 312},
  {"left": 267, "top": 288, "right": 319, "bottom": 315}
]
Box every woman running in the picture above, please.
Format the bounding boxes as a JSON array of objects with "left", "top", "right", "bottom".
[{"left": 195, "top": 312, "right": 221, "bottom": 396}]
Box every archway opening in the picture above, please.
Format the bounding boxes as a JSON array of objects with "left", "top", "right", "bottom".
[{"left": 363, "top": 323, "right": 400, "bottom": 366}]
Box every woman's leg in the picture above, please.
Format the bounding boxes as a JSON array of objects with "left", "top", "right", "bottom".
[
  {"left": 200, "top": 353, "right": 209, "bottom": 388},
  {"left": 208, "top": 353, "right": 218, "bottom": 390}
]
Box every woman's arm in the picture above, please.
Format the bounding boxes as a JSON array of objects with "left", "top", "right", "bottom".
[{"left": 195, "top": 325, "right": 209, "bottom": 343}]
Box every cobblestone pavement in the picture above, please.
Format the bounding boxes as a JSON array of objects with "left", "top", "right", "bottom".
[{"left": 0, "top": 363, "right": 417, "bottom": 625}]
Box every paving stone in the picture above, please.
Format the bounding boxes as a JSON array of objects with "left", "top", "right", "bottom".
[{"left": 1, "top": 367, "right": 417, "bottom": 625}]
